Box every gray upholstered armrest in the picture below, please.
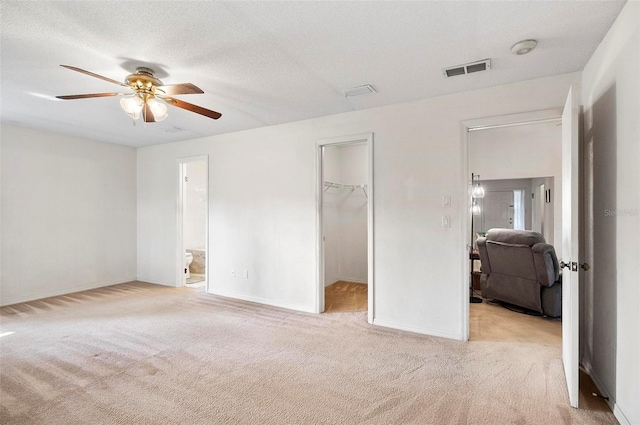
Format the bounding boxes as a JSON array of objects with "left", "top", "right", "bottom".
[
  {"left": 532, "top": 242, "right": 560, "bottom": 287},
  {"left": 476, "top": 237, "right": 491, "bottom": 275}
]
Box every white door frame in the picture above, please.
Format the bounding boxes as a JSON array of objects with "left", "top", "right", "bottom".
[
  {"left": 177, "top": 155, "right": 210, "bottom": 290},
  {"left": 460, "top": 108, "right": 562, "bottom": 340},
  {"left": 316, "top": 133, "right": 374, "bottom": 323}
]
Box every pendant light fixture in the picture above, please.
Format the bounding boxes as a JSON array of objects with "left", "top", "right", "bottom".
[
  {"left": 471, "top": 173, "right": 485, "bottom": 199},
  {"left": 470, "top": 172, "right": 484, "bottom": 304}
]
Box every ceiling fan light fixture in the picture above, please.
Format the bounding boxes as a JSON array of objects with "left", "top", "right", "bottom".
[
  {"left": 120, "top": 95, "right": 144, "bottom": 119},
  {"left": 147, "top": 97, "right": 168, "bottom": 122},
  {"left": 57, "top": 65, "right": 222, "bottom": 123}
]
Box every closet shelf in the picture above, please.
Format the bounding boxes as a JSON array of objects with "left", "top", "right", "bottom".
[{"left": 323, "top": 181, "right": 368, "bottom": 198}]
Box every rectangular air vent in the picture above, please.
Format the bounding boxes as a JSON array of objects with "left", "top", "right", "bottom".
[
  {"left": 443, "top": 59, "right": 491, "bottom": 78},
  {"left": 342, "top": 84, "right": 377, "bottom": 98}
]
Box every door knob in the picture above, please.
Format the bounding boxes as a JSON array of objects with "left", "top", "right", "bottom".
[{"left": 560, "top": 261, "right": 571, "bottom": 269}]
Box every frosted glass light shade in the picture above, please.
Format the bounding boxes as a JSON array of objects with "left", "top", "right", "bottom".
[
  {"left": 472, "top": 183, "right": 485, "bottom": 199},
  {"left": 471, "top": 203, "right": 481, "bottom": 215},
  {"left": 120, "top": 96, "right": 144, "bottom": 119},
  {"left": 147, "top": 98, "right": 168, "bottom": 121}
]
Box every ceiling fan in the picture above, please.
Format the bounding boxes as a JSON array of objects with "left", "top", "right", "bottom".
[{"left": 56, "top": 65, "right": 221, "bottom": 123}]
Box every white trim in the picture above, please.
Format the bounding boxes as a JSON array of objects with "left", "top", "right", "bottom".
[
  {"left": 324, "top": 278, "right": 340, "bottom": 287},
  {"left": 459, "top": 122, "right": 471, "bottom": 342},
  {"left": 177, "top": 155, "right": 209, "bottom": 291},
  {"left": 467, "top": 117, "right": 561, "bottom": 132},
  {"left": 316, "top": 132, "right": 374, "bottom": 324},
  {"left": 210, "top": 289, "right": 316, "bottom": 314},
  {"left": 140, "top": 279, "right": 177, "bottom": 287},
  {"left": 582, "top": 362, "right": 631, "bottom": 425},
  {"left": 0, "top": 278, "right": 136, "bottom": 307},
  {"left": 338, "top": 277, "right": 368, "bottom": 284},
  {"left": 373, "top": 318, "right": 461, "bottom": 340},
  {"left": 613, "top": 405, "right": 632, "bottom": 425},
  {"left": 464, "top": 108, "right": 563, "bottom": 131}
]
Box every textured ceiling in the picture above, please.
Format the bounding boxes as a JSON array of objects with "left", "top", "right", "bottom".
[{"left": 0, "top": 1, "right": 626, "bottom": 147}]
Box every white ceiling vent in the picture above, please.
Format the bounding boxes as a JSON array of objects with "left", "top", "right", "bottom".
[
  {"left": 342, "top": 84, "right": 377, "bottom": 98},
  {"left": 442, "top": 59, "right": 491, "bottom": 78}
]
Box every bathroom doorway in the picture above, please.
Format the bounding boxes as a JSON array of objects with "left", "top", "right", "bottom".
[{"left": 178, "top": 156, "right": 208, "bottom": 290}]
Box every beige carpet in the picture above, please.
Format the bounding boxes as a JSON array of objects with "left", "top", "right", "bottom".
[{"left": 0, "top": 282, "right": 617, "bottom": 425}]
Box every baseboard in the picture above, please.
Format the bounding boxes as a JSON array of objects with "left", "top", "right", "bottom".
[
  {"left": 373, "top": 318, "right": 461, "bottom": 341},
  {"left": 582, "top": 362, "right": 631, "bottom": 425},
  {"left": 138, "top": 279, "right": 179, "bottom": 288},
  {"left": 613, "top": 404, "right": 631, "bottom": 425},
  {"left": 0, "top": 277, "right": 136, "bottom": 307},
  {"left": 325, "top": 278, "right": 340, "bottom": 287},
  {"left": 339, "top": 277, "right": 368, "bottom": 284},
  {"left": 325, "top": 278, "right": 368, "bottom": 286},
  {"left": 209, "top": 288, "right": 316, "bottom": 314}
]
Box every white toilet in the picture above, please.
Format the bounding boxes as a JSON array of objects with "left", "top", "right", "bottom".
[{"left": 185, "top": 252, "right": 194, "bottom": 279}]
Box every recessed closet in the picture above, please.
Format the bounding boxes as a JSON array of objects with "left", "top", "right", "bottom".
[{"left": 322, "top": 143, "right": 368, "bottom": 313}]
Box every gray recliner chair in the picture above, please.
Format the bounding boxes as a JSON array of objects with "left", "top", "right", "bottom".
[{"left": 477, "top": 229, "right": 562, "bottom": 317}]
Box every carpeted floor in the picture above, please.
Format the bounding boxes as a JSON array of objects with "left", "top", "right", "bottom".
[{"left": 0, "top": 282, "right": 617, "bottom": 424}]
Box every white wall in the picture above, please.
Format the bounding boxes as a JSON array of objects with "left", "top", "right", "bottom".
[
  {"left": 322, "top": 145, "right": 341, "bottom": 285},
  {"left": 338, "top": 144, "right": 368, "bottom": 283},
  {"left": 530, "top": 176, "right": 555, "bottom": 244},
  {"left": 184, "top": 161, "right": 207, "bottom": 250},
  {"left": 581, "top": 2, "right": 639, "bottom": 424},
  {"left": 0, "top": 124, "right": 137, "bottom": 306},
  {"left": 472, "top": 178, "right": 533, "bottom": 232},
  {"left": 137, "top": 71, "right": 580, "bottom": 338},
  {"left": 323, "top": 143, "right": 368, "bottom": 285},
  {"left": 469, "top": 121, "right": 562, "bottom": 247}
]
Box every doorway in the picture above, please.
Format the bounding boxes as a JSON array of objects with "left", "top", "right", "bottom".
[
  {"left": 178, "top": 156, "right": 209, "bottom": 291},
  {"left": 317, "top": 133, "right": 374, "bottom": 323},
  {"left": 464, "top": 109, "right": 562, "bottom": 346},
  {"left": 466, "top": 117, "right": 563, "bottom": 343}
]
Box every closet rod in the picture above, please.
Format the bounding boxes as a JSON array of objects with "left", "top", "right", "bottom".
[{"left": 323, "top": 181, "right": 368, "bottom": 198}]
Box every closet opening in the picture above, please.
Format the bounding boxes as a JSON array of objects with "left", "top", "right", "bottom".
[
  {"left": 317, "top": 134, "right": 374, "bottom": 323},
  {"left": 178, "top": 156, "right": 209, "bottom": 291}
]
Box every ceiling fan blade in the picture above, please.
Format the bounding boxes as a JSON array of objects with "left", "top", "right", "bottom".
[
  {"left": 142, "top": 102, "right": 157, "bottom": 123},
  {"left": 60, "top": 65, "right": 126, "bottom": 87},
  {"left": 56, "top": 92, "right": 126, "bottom": 100},
  {"left": 156, "top": 83, "right": 204, "bottom": 95},
  {"left": 161, "top": 96, "right": 222, "bottom": 120}
]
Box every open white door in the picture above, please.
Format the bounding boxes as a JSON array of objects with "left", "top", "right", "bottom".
[{"left": 561, "top": 86, "right": 580, "bottom": 408}]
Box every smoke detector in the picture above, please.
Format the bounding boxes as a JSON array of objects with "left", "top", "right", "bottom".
[{"left": 511, "top": 39, "right": 537, "bottom": 55}]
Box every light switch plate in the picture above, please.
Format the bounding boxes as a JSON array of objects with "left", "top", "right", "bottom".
[
  {"left": 442, "top": 195, "right": 451, "bottom": 207},
  {"left": 442, "top": 215, "right": 451, "bottom": 228}
]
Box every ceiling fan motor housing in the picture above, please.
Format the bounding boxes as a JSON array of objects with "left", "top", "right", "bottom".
[{"left": 125, "top": 67, "right": 163, "bottom": 94}]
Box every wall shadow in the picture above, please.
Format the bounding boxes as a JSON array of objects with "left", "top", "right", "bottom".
[{"left": 583, "top": 83, "right": 617, "bottom": 402}]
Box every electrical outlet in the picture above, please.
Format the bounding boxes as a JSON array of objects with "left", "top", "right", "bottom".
[
  {"left": 242, "top": 269, "right": 249, "bottom": 279},
  {"left": 231, "top": 269, "right": 236, "bottom": 278}
]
